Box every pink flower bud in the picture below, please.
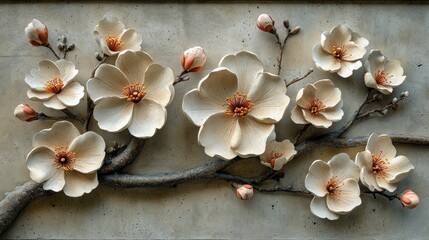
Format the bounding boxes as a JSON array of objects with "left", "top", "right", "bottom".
[
  {"left": 14, "top": 104, "right": 38, "bottom": 122},
  {"left": 25, "top": 19, "right": 49, "bottom": 46},
  {"left": 181, "top": 46, "right": 207, "bottom": 72},
  {"left": 256, "top": 14, "right": 275, "bottom": 33},
  {"left": 400, "top": 190, "right": 419, "bottom": 209},
  {"left": 236, "top": 184, "right": 254, "bottom": 200}
]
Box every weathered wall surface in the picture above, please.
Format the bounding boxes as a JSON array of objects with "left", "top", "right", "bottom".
[{"left": 1, "top": 2, "right": 428, "bottom": 239}]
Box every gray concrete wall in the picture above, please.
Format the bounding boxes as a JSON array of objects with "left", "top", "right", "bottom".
[{"left": 1, "top": 2, "right": 428, "bottom": 239}]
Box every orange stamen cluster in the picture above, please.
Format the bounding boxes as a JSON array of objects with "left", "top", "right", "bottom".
[
  {"left": 53, "top": 146, "right": 76, "bottom": 171},
  {"left": 371, "top": 151, "right": 389, "bottom": 175},
  {"left": 308, "top": 99, "right": 326, "bottom": 115},
  {"left": 332, "top": 45, "right": 348, "bottom": 61},
  {"left": 268, "top": 152, "right": 284, "bottom": 168},
  {"left": 326, "top": 176, "right": 340, "bottom": 197},
  {"left": 44, "top": 77, "right": 64, "bottom": 94},
  {"left": 106, "top": 35, "right": 122, "bottom": 51},
  {"left": 224, "top": 92, "right": 254, "bottom": 117},
  {"left": 123, "top": 82, "right": 146, "bottom": 103},
  {"left": 375, "top": 70, "right": 388, "bottom": 85}
]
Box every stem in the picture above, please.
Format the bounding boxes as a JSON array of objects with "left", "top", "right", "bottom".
[
  {"left": 293, "top": 124, "right": 310, "bottom": 144},
  {"left": 44, "top": 43, "right": 61, "bottom": 60},
  {"left": 272, "top": 31, "right": 283, "bottom": 76},
  {"left": 286, "top": 68, "right": 314, "bottom": 88},
  {"left": 173, "top": 70, "right": 189, "bottom": 85},
  {"left": 252, "top": 185, "right": 311, "bottom": 195},
  {"left": 364, "top": 191, "right": 399, "bottom": 201},
  {"left": 61, "top": 109, "right": 84, "bottom": 123},
  {"left": 35, "top": 112, "right": 68, "bottom": 121}
]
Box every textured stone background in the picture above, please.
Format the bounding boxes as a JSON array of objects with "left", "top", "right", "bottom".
[{"left": 1, "top": 2, "right": 428, "bottom": 239}]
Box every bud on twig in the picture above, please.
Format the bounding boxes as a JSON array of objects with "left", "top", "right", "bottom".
[
  {"left": 236, "top": 184, "right": 254, "bottom": 200},
  {"left": 14, "top": 104, "right": 38, "bottom": 122},
  {"left": 95, "top": 52, "right": 104, "bottom": 61},
  {"left": 60, "top": 35, "right": 67, "bottom": 44},
  {"left": 181, "top": 46, "right": 207, "bottom": 72},
  {"left": 400, "top": 91, "right": 409, "bottom": 98},
  {"left": 290, "top": 26, "right": 300, "bottom": 35},
  {"left": 57, "top": 42, "right": 65, "bottom": 51},
  {"left": 256, "top": 14, "right": 275, "bottom": 33},
  {"left": 67, "top": 43, "right": 75, "bottom": 51},
  {"left": 24, "top": 19, "right": 49, "bottom": 46},
  {"left": 399, "top": 190, "right": 419, "bottom": 209},
  {"left": 283, "top": 20, "right": 289, "bottom": 29}
]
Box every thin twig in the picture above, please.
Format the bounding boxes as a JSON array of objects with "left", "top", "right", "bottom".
[
  {"left": 356, "top": 96, "right": 407, "bottom": 120},
  {"left": 44, "top": 43, "right": 61, "bottom": 60},
  {"left": 173, "top": 70, "right": 189, "bottom": 85},
  {"left": 61, "top": 109, "right": 84, "bottom": 123},
  {"left": 293, "top": 124, "right": 310, "bottom": 144},
  {"left": 286, "top": 68, "right": 314, "bottom": 88},
  {"left": 364, "top": 191, "right": 399, "bottom": 201}
]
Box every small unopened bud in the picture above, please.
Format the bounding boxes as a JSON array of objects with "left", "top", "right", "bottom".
[
  {"left": 236, "top": 184, "right": 254, "bottom": 200},
  {"left": 391, "top": 97, "right": 398, "bottom": 104},
  {"left": 95, "top": 52, "right": 104, "bottom": 61},
  {"left": 399, "top": 190, "right": 419, "bottom": 209},
  {"left": 57, "top": 42, "right": 65, "bottom": 51},
  {"left": 400, "top": 91, "right": 409, "bottom": 98},
  {"left": 290, "top": 26, "right": 300, "bottom": 35},
  {"left": 60, "top": 35, "right": 67, "bottom": 44},
  {"left": 381, "top": 109, "right": 388, "bottom": 115},
  {"left": 283, "top": 20, "right": 289, "bottom": 29},
  {"left": 14, "top": 104, "right": 38, "bottom": 122},
  {"left": 372, "top": 93, "right": 380, "bottom": 101},
  {"left": 181, "top": 46, "right": 207, "bottom": 72},
  {"left": 25, "top": 19, "right": 49, "bottom": 46},
  {"left": 256, "top": 14, "right": 275, "bottom": 33},
  {"left": 392, "top": 103, "right": 399, "bottom": 110},
  {"left": 67, "top": 43, "right": 75, "bottom": 51}
]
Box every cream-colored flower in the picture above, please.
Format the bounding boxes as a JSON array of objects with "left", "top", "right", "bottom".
[
  {"left": 260, "top": 140, "right": 296, "bottom": 170},
  {"left": 25, "top": 19, "right": 49, "bottom": 46},
  {"left": 291, "top": 79, "right": 343, "bottom": 128},
  {"left": 87, "top": 50, "right": 174, "bottom": 138},
  {"left": 25, "top": 59, "right": 83, "bottom": 110},
  {"left": 364, "top": 50, "right": 406, "bottom": 95},
  {"left": 94, "top": 15, "right": 142, "bottom": 56},
  {"left": 305, "top": 153, "right": 361, "bottom": 220},
  {"left": 312, "top": 24, "right": 368, "bottom": 78},
  {"left": 26, "top": 121, "right": 105, "bottom": 197},
  {"left": 355, "top": 133, "right": 414, "bottom": 192},
  {"left": 182, "top": 51, "right": 290, "bottom": 160}
]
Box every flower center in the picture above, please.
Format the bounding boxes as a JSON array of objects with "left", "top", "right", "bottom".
[
  {"left": 269, "top": 152, "right": 284, "bottom": 168},
  {"left": 375, "top": 70, "right": 388, "bottom": 85},
  {"left": 326, "top": 176, "right": 340, "bottom": 196},
  {"left": 331, "top": 45, "right": 347, "bottom": 61},
  {"left": 371, "top": 152, "right": 389, "bottom": 175},
  {"left": 308, "top": 99, "right": 326, "bottom": 115},
  {"left": 224, "top": 92, "right": 254, "bottom": 117},
  {"left": 123, "top": 82, "right": 146, "bottom": 103},
  {"left": 44, "top": 77, "right": 64, "bottom": 94},
  {"left": 53, "top": 146, "right": 76, "bottom": 171},
  {"left": 106, "top": 35, "right": 122, "bottom": 51}
]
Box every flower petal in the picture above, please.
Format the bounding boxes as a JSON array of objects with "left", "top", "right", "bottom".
[
  {"left": 63, "top": 171, "right": 98, "bottom": 197},
  {"left": 337, "top": 60, "right": 362, "bottom": 78},
  {"left": 384, "top": 155, "right": 414, "bottom": 183},
  {"left": 290, "top": 106, "right": 308, "bottom": 125},
  {"left": 360, "top": 168, "right": 382, "bottom": 192},
  {"left": 87, "top": 64, "right": 128, "bottom": 103},
  {"left": 128, "top": 99, "right": 167, "bottom": 138},
  {"left": 326, "top": 179, "right": 361, "bottom": 213},
  {"left": 219, "top": 51, "right": 263, "bottom": 94},
  {"left": 26, "top": 146, "right": 57, "bottom": 183},
  {"left": 310, "top": 197, "right": 339, "bottom": 220},
  {"left": 116, "top": 50, "right": 153, "bottom": 84},
  {"left": 56, "top": 59, "right": 78, "bottom": 84},
  {"left": 351, "top": 31, "right": 369, "bottom": 48},
  {"left": 235, "top": 116, "right": 274, "bottom": 158},
  {"left": 341, "top": 42, "right": 366, "bottom": 61},
  {"left": 366, "top": 134, "right": 397, "bottom": 161},
  {"left": 302, "top": 109, "right": 332, "bottom": 128},
  {"left": 364, "top": 72, "right": 379, "bottom": 90},
  {"left": 198, "top": 113, "right": 240, "bottom": 160},
  {"left": 323, "top": 24, "right": 352, "bottom": 52},
  {"left": 182, "top": 89, "right": 225, "bottom": 126},
  {"left": 43, "top": 95, "right": 68, "bottom": 110},
  {"left": 375, "top": 175, "right": 397, "bottom": 192},
  {"left": 93, "top": 98, "right": 133, "bottom": 132},
  {"left": 69, "top": 132, "right": 106, "bottom": 173},
  {"left": 247, "top": 72, "right": 289, "bottom": 124},
  {"left": 365, "top": 50, "right": 385, "bottom": 74},
  {"left": 56, "top": 82, "right": 84, "bottom": 107},
  {"left": 198, "top": 67, "right": 239, "bottom": 102},
  {"left": 27, "top": 89, "right": 54, "bottom": 100},
  {"left": 33, "top": 121, "right": 80, "bottom": 150},
  {"left": 355, "top": 150, "right": 372, "bottom": 170},
  {"left": 143, "top": 64, "right": 174, "bottom": 107},
  {"left": 314, "top": 79, "right": 341, "bottom": 108},
  {"left": 43, "top": 169, "right": 65, "bottom": 192},
  {"left": 95, "top": 15, "right": 125, "bottom": 37},
  {"left": 25, "top": 60, "right": 61, "bottom": 91},
  {"left": 305, "top": 160, "right": 330, "bottom": 197},
  {"left": 296, "top": 84, "right": 316, "bottom": 108},
  {"left": 312, "top": 44, "right": 341, "bottom": 72},
  {"left": 386, "top": 75, "right": 406, "bottom": 87},
  {"left": 320, "top": 101, "right": 343, "bottom": 121},
  {"left": 328, "top": 153, "right": 359, "bottom": 181},
  {"left": 119, "top": 29, "right": 142, "bottom": 52},
  {"left": 384, "top": 59, "right": 404, "bottom": 77}
]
